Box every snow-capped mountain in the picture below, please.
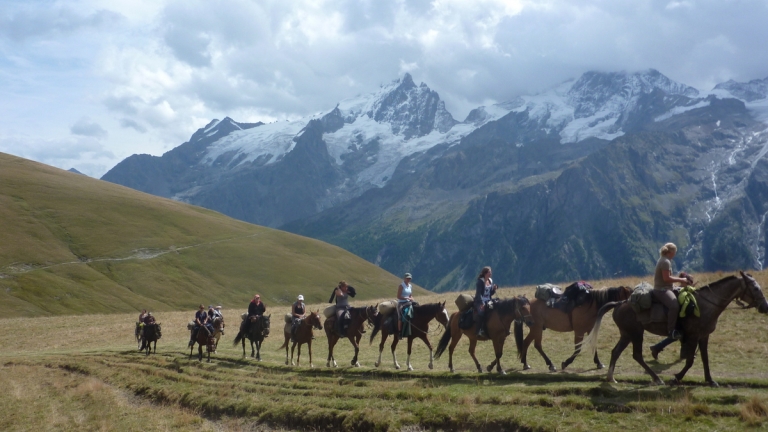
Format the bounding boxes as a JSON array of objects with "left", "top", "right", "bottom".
[{"left": 103, "top": 68, "right": 768, "bottom": 290}]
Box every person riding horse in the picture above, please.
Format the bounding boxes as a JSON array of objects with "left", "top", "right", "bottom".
[
  {"left": 653, "top": 243, "right": 691, "bottom": 341},
  {"left": 189, "top": 304, "right": 213, "bottom": 347},
  {"left": 329, "top": 281, "right": 357, "bottom": 336},
  {"left": 291, "top": 295, "right": 306, "bottom": 342},
  {"left": 241, "top": 294, "right": 266, "bottom": 334},
  {"left": 396, "top": 273, "right": 414, "bottom": 340},
  {"left": 474, "top": 266, "right": 498, "bottom": 337},
  {"left": 211, "top": 305, "right": 224, "bottom": 335}
]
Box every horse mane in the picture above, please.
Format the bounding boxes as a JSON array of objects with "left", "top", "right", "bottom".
[
  {"left": 413, "top": 302, "right": 443, "bottom": 315},
  {"left": 494, "top": 297, "right": 526, "bottom": 315},
  {"left": 590, "top": 286, "right": 630, "bottom": 308}
]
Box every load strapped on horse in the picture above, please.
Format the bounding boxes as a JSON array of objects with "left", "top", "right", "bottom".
[{"left": 374, "top": 300, "right": 417, "bottom": 339}]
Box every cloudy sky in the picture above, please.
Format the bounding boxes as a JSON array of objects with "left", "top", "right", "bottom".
[{"left": 1, "top": 0, "right": 767, "bottom": 177}]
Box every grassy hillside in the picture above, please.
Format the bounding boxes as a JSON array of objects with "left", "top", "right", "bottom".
[{"left": 0, "top": 152, "right": 426, "bottom": 317}]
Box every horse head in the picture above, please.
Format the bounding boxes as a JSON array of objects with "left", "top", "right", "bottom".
[
  {"left": 739, "top": 271, "right": 768, "bottom": 313},
  {"left": 308, "top": 310, "right": 323, "bottom": 330},
  {"left": 261, "top": 315, "right": 271, "bottom": 337},
  {"left": 436, "top": 301, "right": 450, "bottom": 328},
  {"left": 365, "top": 305, "right": 379, "bottom": 325},
  {"left": 516, "top": 296, "right": 534, "bottom": 327}
]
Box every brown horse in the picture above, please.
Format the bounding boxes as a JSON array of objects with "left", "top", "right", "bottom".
[
  {"left": 189, "top": 324, "right": 215, "bottom": 362},
  {"left": 278, "top": 311, "right": 323, "bottom": 368},
  {"left": 370, "top": 302, "right": 450, "bottom": 371},
  {"left": 516, "top": 286, "right": 633, "bottom": 372},
  {"left": 211, "top": 317, "right": 224, "bottom": 353},
  {"left": 582, "top": 271, "right": 768, "bottom": 386},
  {"left": 324, "top": 305, "right": 378, "bottom": 368},
  {"left": 435, "top": 297, "right": 533, "bottom": 374}
]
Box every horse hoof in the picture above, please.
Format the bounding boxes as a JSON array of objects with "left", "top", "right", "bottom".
[
  {"left": 597, "top": 363, "right": 605, "bottom": 370},
  {"left": 291, "top": 361, "right": 295, "bottom": 366},
  {"left": 607, "top": 378, "right": 617, "bottom": 384},
  {"left": 708, "top": 381, "right": 719, "bottom": 388},
  {"left": 285, "top": 360, "right": 289, "bottom": 365},
  {"left": 333, "top": 361, "right": 337, "bottom": 367},
  {"left": 408, "top": 366, "right": 414, "bottom": 371},
  {"left": 326, "top": 362, "right": 331, "bottom": 367},
  {"left": 428, "top": 363, "right": 433, "bottom": 370},
  {"left": 374, "top": 362, "right": 380, "bottom": 368},
  {"left": 499, "top": 370, "right": 507, "bottom": 375},
  {"left": 310, "top": 364, "right": 314, "bottom": 368},
  {"left": 561, "top": 362, "right": 567, "bottom": 371},
  {"left": 523, "top": 364, "right": 532, "bottom": 370},
  {"left": 355, "top": 362, "right": 361, "bottom": 368},
  {"left": 666, "top": 378, "right": 678, "bottom": 386},
  {"left": 486, "top": 365, "right": 493, "bottom": 372},
  {"left": 395, "top": 365, "right": 400, "bottom": 370},
  {"left": 450, "top": 368, "right": 455, "bottom": 373},
  {"left": 548, "top": 365, "right": 557, "bottom": 372}
]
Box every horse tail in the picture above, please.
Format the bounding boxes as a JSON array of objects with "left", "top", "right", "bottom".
[
  {"left": 514, "top": 321, "right": 525, "bottom": 359},
  {"left": 369, "top": 313, "right": 382, "bottom": 345},
  {"left": 277, "top": 337, "right": 288, "bottom": 350},
  {"left": 434, "top": 314, "right": 453, "bottom": 360},
  {"left": 233, "top": 330, "right": 244, "bottom": 347},
  {"left": 580, "top": 301, "right": 623, "bottom": 359}
]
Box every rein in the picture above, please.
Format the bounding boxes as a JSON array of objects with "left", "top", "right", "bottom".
[{"left": 696, "top": 278, "right": 748, "bottom": 310}]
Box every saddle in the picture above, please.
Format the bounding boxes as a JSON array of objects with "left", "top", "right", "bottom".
[
  {"left": 458, "top": 299, "right": 498, "bottom": 330},
  {"left": 548, "top": 281, "right": 592, "bottom": 313},
  {"left": 635, "top": 287, "right": 696, "bottom": 325}
]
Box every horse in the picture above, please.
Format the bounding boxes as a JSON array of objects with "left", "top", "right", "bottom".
[
  {"left": 370, "top": 301, "right": 450, "bottom": 371},
  {"left": 189, "top": 323, "right": 215, "bottom": 362},
  {"left": 211, "top": 317, "right": 224, "bottom": 353},
  {"left": 278, "top": 311, "right": 323, "bottom": 368},
  {"left": 323, "top": 305, "right": 378, "bottom": 367},
  {"left": 140, "top": 322, "right": 161, "bottom": 356},
  {"left": 435, "top": 297, "right": 533, "bottom": 374},
  {"left": 233, "top": 315, "right": 271, "bottom": 360},
  {"left": 135, "top": 322, "right": 143, "bottom": 349},
  {"left": 516, "top": 286, "right": 633, "bottom": 372},
  {"left": 582, "top": 271, "right": 768, "bottom": 386}
]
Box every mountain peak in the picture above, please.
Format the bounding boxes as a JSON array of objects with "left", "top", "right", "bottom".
[{"left": 713, "top": 76, "right": 768, "bottom": 102}]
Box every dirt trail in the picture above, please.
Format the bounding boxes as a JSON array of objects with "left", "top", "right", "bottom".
[{"left": 0, "top": 232, "right": 263, "bottom": 276}]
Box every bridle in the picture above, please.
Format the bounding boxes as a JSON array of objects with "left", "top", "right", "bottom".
[
  {"left": 697, "top": 277, "right": 760, "bottom": 310},
  {"left": 514, "top": 297, "right": 533, "bottom": 325}
]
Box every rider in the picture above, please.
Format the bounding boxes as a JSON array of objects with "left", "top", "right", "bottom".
[
  {"left": 396, "top": 273, "right": 414, "bottom": 339},
  {"left": 334, "top": 281, "right": 351, "bottom": 336},
  {"left": 474, "top": 266, "right": 497, "bottom": 337},
  {"left": 241, "top": 294, "right": 266, "bottom": 334},
  {"left": 291, "top": 295, "right": 306, "bottom": 342},
  {"left": 653, "top": 243, "right": 690, "bottom": 341},
  {"left": 189, "top": 304, "right": 211, "bottom": 347}
]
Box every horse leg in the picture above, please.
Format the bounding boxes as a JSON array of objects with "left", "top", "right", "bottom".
[
  {"left": 308, "top": 341, "right": 314, "bottom": 368},
  {"left": 699, "top": 336, "right": 717, "bottom": 387},
  {"left": 256, "top": 340, "right": 262, "bottom": 361},
  {"left": 290, "top": 342, "right": 296, "bottom": 366},
  {"left": 350, "top": 336, "right": 361, "bottom": 367},
  {"left": 198, "top": 344, "right": 203, "bottom": 362},
  {"left": 606, "top": 336, "right": 630, "bottom": 383},
  {"left": 532, "top": 332, "right": 555, "bottom": 372},
  {"left": 521, "top": 329, "right": 536, "bottom": 370},
  {"left": 406, "top": 337, "right": 415, "bottom": 371},
  {"left": 630, "top": 334, "right": 663, "bottom": 385},
  {"left": 671, "top": 339, "right": 698, "bottom": 386},
  {"left": 153, "top": 340, "right": 156, "bottom": 354},
  {"left": 285, "top": 335, "right": 290, "bottom": 365},
  {"left": 391, "top": 337, "right": 400, "bottom": 370},
  {"left": 492, "top": 337, "right": 505, "bottom": 374},
  {"left": 447, "top": 332, "right": 462, "bottom": 373},
  {"left": 375, "top": 332, "right": 387, "bottom": 368},
  {"left": 296, "top": 343, "right": 302, "bottom": 367},
  {"left": 326, "top": 335, "right": 337, "bottom": 368},
  {"left": 468, "top": 338, "right": 483, "bottom": 373},
  {"left": 561, "top": 333, "right": 584, "bottom": 371},
  {"left": 421, "top": 334, "right": 434, "bottom": 370},
  {"left": 241, "top": 338, "right": 246, "bottom": 358}
]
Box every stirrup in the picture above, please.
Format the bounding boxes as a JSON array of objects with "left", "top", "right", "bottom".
[{"left": 669, "top": 329, "right": 682, "bottom": 340}]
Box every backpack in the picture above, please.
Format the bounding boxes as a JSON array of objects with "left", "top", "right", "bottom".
[
  {"left": 535, "top": 284, "right": 562, "bottom": 301},
  {"left": 629, "top": 282, "right": 653, "bottom": 312}
]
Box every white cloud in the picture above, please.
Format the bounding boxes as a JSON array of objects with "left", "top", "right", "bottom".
[
  {"left": 2, "top": 0, "right": 768, "bottom": 177},
  {"left": 71, "top": 117, "right": 108, "bottom": 138}
]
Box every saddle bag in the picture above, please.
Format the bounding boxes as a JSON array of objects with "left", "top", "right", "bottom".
[
  {"left": 378, "top": 300, "right": 397, "bottom": 316},
  {"left": 187, "top": 321, "right": 196, "bottom": 331},
  {"left": 284, "top": 313, "right": 293, "bottom": 324},
  {"left": 455, "top": 294, "right": 474, "bottom": 312},
  {"left": 458, "top": 309, "right": 474, "bottom": 330},
  {"left": 241, "top": 313, "right": 248, "bottom": 322},
  {"left": 535, "top": 284, "right": 562, "bottom": 301},
  {"left": 630, "top": 282, "right": 653, "bottom": 313},
  {"left": 323, "top": 305, "right": 336, "bottom": 319}
]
